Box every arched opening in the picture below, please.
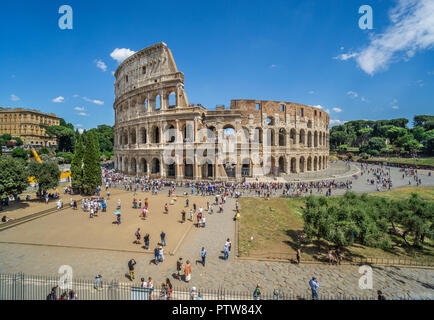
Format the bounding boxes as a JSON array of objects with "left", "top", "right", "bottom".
[
  {"left": 124, "top": 158, "right": 129, "bottom": 174},
  {"left": 278, "top": 156, "right": 285, "bottom": 174},
  {"left": 184, "top": 161, "right": 193, "bottom": 178},
  {"left": 167, "top": 125, "right": 175, "bottom": 143},
  {"left": 201, "top": 160, "right": 214, "bottom": 179},
  {"left": 223, "top": 159, "right": 236, "bottom": 178},
  {"left": 307, "top": 131, "right": 312, "bottom": 147},
  {"left": 119, "top": 156, "right": 123, "bottom": 172},
  {"left": 207, "top": 126, "right": 216, "bottom": 142},
  {"left": 123, "top": 131, "right": 128, "bottom": 146},
  {"left": 241, "top": 158, "right": 251, "bottom": 177},
  {"left": 153, "top": 126, "right": 160, "bottom": 143},
  {"left": 307, "top": 156, "right": 312, "bottom": 171},
  {"left": 151, "top": 158, "right": 160, "bottom": 174},
  {"left": 279, "top": 128, "right": 286, "bottom": 146},
  {"left": 131, "top": 158, "right": 137, "bottom": 175},
  {"left": 290, "top": 157, "right": 297, "bottom": 173},
  {"left": 141, "top": 128, "right": 147, "bottom": 144},
  {"left": 168, "top": 92, "right": 176, "bottom": 108},
  {"left": 299, "top": 157, "right": 305, "bottom": 173},
  {"left": 314, "top": 131, "right": 318, "bottom": 147},
  {"left": 266, "top": 117, "right": 274, "bottom": 126},
  {"left": 130, "top": 129, "right": 136, "bottom": 144},
  {"left": 299, "top": 129, "right": 305, "bottom": 145},
  {"left": 141, "top": 158, "right": 147, "bottom": 173},
  {"left": 155, "top": 95, "right": 161, "bottom": 111},
  {"left": 290, "top": 129, "right": 296, "bottom": 145},
  {"left": 167, "top": 163, "right": 176, "bottom": 177},
  {"left": 314, "top": 156, "right": 318, "bottom": 171},
  {"left": 307, "top": 120, "right": 312, "bottom": 128}
]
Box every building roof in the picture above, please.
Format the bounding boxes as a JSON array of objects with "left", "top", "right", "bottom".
[{"left": 0, "top": 107, "right": 59, "bottom": 118}]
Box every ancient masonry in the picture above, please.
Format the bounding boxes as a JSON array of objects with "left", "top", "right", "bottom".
[{"left": 113, "top": 42, "right": 329, "bottom": 181}]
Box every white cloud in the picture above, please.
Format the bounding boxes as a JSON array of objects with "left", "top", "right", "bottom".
[
  {"left": 308, "top": 90, "right": 315, "bottom": 94},
  {"left": 347, "top": 91, "right": 359, "bottom": 99},
  {"left": 340, "top": 46, "right": 345, "bottom": 51},
  {"left": 78, "top": 112, "right": 89, "bottom": 116},
  {"left": 333, "top": 52, "right": 358, "bottom": 61},
  {"left": 74, "top": 124, "right": 83, "bottom": 127},
  {"left": 392, "top": 105, "right": 400, "bottom": 109},
  {"left": 269, "top": 64, "right": 277, "bottom": 68},
  {"left": 354, "top": 0, "right": 434, "bottom": 75},
  {"left": 72, "top": 94, "right": 79, "bottom": 98},
  {"left": 330, "top": 119, "right": 346, "bottom": 126},
  {"left": 332, "top": 107, "right": 342, "bottom": 113},
  {"left": 52, "top": 96, "right": 64, "bottom": 103},
  {"left": 311, "top": 104, "right": 324, "bottom": 109},
  {"left": 95, "top": 59, "right": 107, "bottom": 72},
  {"left": 82, "top": 97, "right": 104, "bottom": 105},
  {"left": 10, "top": 94, "right": 20, "bottom": 101},
  {"left": 391, "top": 98, "right": 399, "bottom": 104},
  {"left": 110, "top": 48, "right": 136, "bottom": 63},
  {"left": 78, "top": 128, "right": 84, "bottom": 134},
  {"left": 74, "top": 106, "right": 85, "bottom": 111},
  {"left": 361, "top": 97, "right": 367, "bottom": 102}
]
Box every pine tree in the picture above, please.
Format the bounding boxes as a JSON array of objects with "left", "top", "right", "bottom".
[
  {"left": 82, "top": 131, "right": 101, "bottom": 195},
  {"left": 70, "top": 135, "right": 84, "bottom": 193}
]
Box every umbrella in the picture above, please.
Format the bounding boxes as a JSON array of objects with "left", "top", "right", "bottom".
[{"left": 114, "top": 210, "right": 121, "bottom": 215}]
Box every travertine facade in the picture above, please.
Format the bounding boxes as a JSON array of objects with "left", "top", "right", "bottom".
[
  {"left": 0, "top": 107, "right": 59, "bottom": 147},
  {"left": 113, "top": 42, "right": 329, "bottom": 181}
]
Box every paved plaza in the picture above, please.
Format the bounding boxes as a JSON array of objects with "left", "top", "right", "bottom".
[{"left": 0, "top": 162, "right": 433, "bottom": 299}]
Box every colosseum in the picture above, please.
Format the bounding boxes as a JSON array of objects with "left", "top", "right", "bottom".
[{"left": 113, "top": 42, "right": 329, "bottom": 181}]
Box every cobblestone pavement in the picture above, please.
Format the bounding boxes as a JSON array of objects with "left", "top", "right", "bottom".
[{"left": 0, "top": 162, "right": 433, "bottom": 299}]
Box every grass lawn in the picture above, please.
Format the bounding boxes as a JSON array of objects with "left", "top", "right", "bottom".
[
  {"left": 370, "top": 157, "right": 434, "bottom": 167},
  {"left": 238, "top": 187, "right": 434, "bottom": 263}
]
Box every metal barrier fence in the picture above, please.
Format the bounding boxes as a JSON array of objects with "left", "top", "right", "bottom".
[{"left": 0, "top": 272, "right": 383, "bottom": 300}]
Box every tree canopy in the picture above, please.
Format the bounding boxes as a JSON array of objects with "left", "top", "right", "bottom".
[{"left": 0, "top": 156, "right": 29, "bottom": 199}]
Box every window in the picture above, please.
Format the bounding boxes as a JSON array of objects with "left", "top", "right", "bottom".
[
  {"left": 142, "top": 66, "right": 146, "bottom": 74},
  {"left": 314, "top": 110, "right": 317, "bottom": 116},
  {"left": 126, "top": 75, "right": 129, "bottom": 83},
  {"left": 280, "top": 104, "right": 285, "bottom": 112},
  {"left": 300, "top": 108, "right": 304, "bottom": 117},
  {"left": 256, "top": 103, "right": 260, "bottom": 110}
]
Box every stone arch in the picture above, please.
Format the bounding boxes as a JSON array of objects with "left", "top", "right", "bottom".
[
  {"left": 290, "top": 157, "right": 297, "bottom": 173},
  {"left": 168, "top": 92, "right": 176, "bottom": 107},
  {"left": 290, "top": 128, "right": 297, "bottom": 145},
  {"left": 140, "top": 158, "right": 148, "bottom": 173},
  {"left": 201, "top": 159, "right": 214, "bottom": 179},
  {"left": 167, "top": 124, "right": 176, "bottom": 143},
  {"left": 279, "top": 128, "right": 286, "bottom": 146},
  {"left": 241, "top": 157, "right": 251, "bottom": 177},
  {"left": 155, "top": 94, "right": 161, "bottom": 111},
  {"left": 152, "top": 125, "right": 160, "bottom": 143},
  {"left": 140, "top": 127, "right": 147, "bottom": 144},
  {"left": 151, "top": 158, "right": 160, "bottom": 174},
  {"left": 299, "top": 156, "right": 305, "bottom": 173},
  {"left": 299, "top": 129, "right": 305, "bottom": 145},
  {"left": 130, "top": 128, "right": 136, "bottom": 144},
  {"left": 314, "top": 131, "right": 318, "bottom": 147},
  {"left": 307, "top": 131, "right": 312, "bottom": 147},
  {"left": 278, "top": 156, "right": 286, "bottom": 174},
  {"left": 131, "top": 158, "right": 137, "bottom": 174},
  {"left": 313, "top": 156, "right": 318, "bottom": 171},
  {"left": 307, "top": 156, "right": 312, "bottom": 171}
]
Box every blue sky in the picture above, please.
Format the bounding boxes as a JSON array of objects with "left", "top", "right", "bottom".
[{"left": 1, "top": 0, "right": 433, "bottom": 130}]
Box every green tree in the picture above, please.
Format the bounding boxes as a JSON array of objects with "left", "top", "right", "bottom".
[
  {"left": 0, "top": 156, "right": 29, "bottom": 199},
  {"left": 82, "top": 132, "right": 101, "bottom": 194},
  {"left": 70, "top": 135, "right": 85, "bottom": 193},
  {"left": 45, "top": 125, "right": 75, "bottom": 152},
  {"left": 28, "top": 161, "right": 60, "bottom": 196},
  {"left": 12, "top": 147, "right": 28, "bottom": 159},
  {"left": 385, "top": 126, "right": 407, "bottom": 143}
]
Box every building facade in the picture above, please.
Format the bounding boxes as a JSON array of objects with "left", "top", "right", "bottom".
[
  {"left": 113, "top": 42, "right": 329, "bottom": 181},
  {"left": 0, "top": 107, "right": 60, "bottom": 147}
]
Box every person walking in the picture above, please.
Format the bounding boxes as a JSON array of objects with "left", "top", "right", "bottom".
[
  {"left": 200, "top": 247, "right": 207, "bottom": 267},
  {"left": 134, "top": 228, "right": 141, "bottom": 244},
  {"left": 181, "top": 210, "right": 186, "bottom": 223},
  {"left": 377, "top": 290, "right": 386, "bottom": 300},
  {"left": 223, "top": 243, "right": 229, "bottom": 260},
  {"left": 144, "top": 233, "right": 150, "bottom": 250},
  {"left": 128, "top": 259, "right": 136, "bottom": 281},
  {"left": 160, "top": 231, "right": 166, "bottom": 247},
  {"left": 154, "top": 247, "right": 160, "bottom": 266},
  {"left": 225, "top": 238, "right": 232, "bottom": 252},
  {"left": 184, "top": 260, "right": 192, "bottom": 282},
  {"left": 309, "top": 277, "right": 319, "bottom": 300},
  {"left": 253, "top": 284, "right": 261, "bottom": 300},
  {"left": 176, "top": 257, "right": 183, "bottom": 280},
  {"left": 296, "top": 248, "right": 301, "bottom": 264}
]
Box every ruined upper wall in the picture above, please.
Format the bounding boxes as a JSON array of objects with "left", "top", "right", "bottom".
[{"left": 114, "top": 42, "right": 182, "bottom": 99}]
